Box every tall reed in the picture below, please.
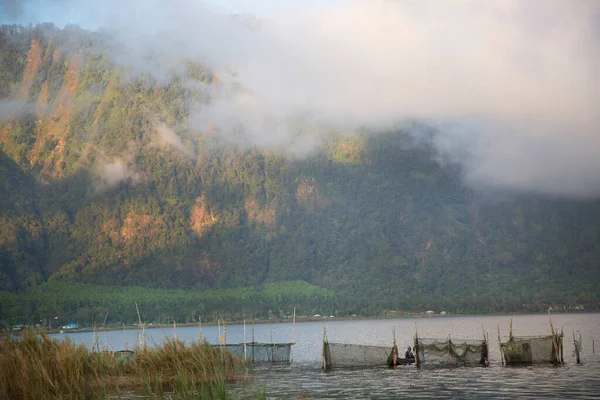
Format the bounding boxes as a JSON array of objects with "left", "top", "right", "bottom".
[
  {"left": 0, "top": 330, "right": 110, "bottom": 399},
  {"left": 131, "top": 336, "right": 242, "bottom": 396},
  {"left": 0, "top": 330, "right": 245, "bottom": 399}
]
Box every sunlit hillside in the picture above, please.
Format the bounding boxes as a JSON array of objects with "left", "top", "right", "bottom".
[{"left": 1, "top": 24, "right": 599, "bottom": 327}]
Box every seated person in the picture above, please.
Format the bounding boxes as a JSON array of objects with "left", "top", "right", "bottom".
[{"left": 405, "top": 346, "right": 415, "bottom": 359}]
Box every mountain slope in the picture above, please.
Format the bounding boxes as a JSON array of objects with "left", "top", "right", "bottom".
[{"left": 0, "top": 24, "right": 599, "bottom": 315}]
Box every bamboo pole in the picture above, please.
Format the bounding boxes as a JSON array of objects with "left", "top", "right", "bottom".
[
  {"left": 322, "top": 326, "right": 328, "bottom": 371},
  {"left": 102, "top": 311, "right": 110, "bottom": 328},
  {"left": 486, "top": 333, "right": 490, "bottom": 366},
  {"left": 448, "top": 334, "right": 453, "bottom": 365},
  {"left": 414, "top": 323, "right": 420, "bottom": 368},
  {"left": 218, "top": 318, "right": 226, "bottom": 347},
  {"left": 123, "top": 322, "right": 128, "bottom": 351},
  {"left": 101, "top": 312, "right": 110, "bottom": 351},
  {"left": 93, "top": 325, "right": 98, "bottom": 352},
  {"left": 548, "top": 309, "right": 560, "bottom": 363},
  {"left": 252, "top": 319, "right": 255, "bottom": 363},
  {"left": 270, "top": 327, "right": 274, "bottom": 362},
  {"left": 322, "top": 326, "right": 325, "bottom": 371},
  {"left": 173, "top": 320, "right": 177, "bottom": 341},
  {"left": 218, "top": 318, "right": 221, "bottom": 345},
  {"left": 291, "top": 307, "right": 296, "bottom": 362},
  {"left": 498, "top": 325, "right": 505, "bottom": 366},
  {"left": 198, "top": 315, "right": 203, "bottom": 342},
  {"left": 560, "top": 326, "right": 564, "bottom": 364},
  {"left": 135, "top": 301, "right": 145, "bottom": 349},
  {"left": 243, "top": 319, "right": 247, "bottom": 362},
  {"left": 392, "top": 327, "right": 397, "bottom": 366},
  {"left": 573, "top": 330, "right": 581, "bottom": 364}
]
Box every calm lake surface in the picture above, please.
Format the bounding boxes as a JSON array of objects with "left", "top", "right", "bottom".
[{"left": 53, "top": 313, "right": 600, "bottom": 399}]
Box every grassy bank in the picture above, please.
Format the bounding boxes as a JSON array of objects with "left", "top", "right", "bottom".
[{"left": 0, "top": 330, "right": 248, "bottom": 399}]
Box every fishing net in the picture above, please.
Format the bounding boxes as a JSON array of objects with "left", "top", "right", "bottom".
[
  {"left": 217, "top": 342, "right": 293, "bottom": 363},
  {"left": 500, "top": 335, "right": 562, "bottom": 365},
  {"left": 414, "top": 338, "right": 488, "bottom": 367},
  {"left": 322, "top": 342, "right": 397, "bottom": 371}
]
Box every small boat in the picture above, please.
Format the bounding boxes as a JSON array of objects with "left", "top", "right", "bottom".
[{"left": 395, "top": 357, "right": 415, "bottom": 365}]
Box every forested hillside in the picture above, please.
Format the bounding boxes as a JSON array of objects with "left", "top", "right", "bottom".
[{"left": 0, "top": 24, "right": 599, "bottom": 326}]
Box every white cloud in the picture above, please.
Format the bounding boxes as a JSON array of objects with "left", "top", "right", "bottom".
[{"left": 4, "top": 0, "right": 600, "bottom": 197}]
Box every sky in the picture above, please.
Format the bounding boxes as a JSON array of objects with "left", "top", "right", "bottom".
[
  {"left": 0, "top": 0, "right": 341, "bottom": 27},
  {"left": 1, "top": 0, "right": 599, "bottom": 199}
]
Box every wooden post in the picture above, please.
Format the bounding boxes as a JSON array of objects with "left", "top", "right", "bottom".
[
  {"left": 593, "top": 339, "right": 595, "bottom": 354},
  {"left": 252, "top": 319, "right": 255, "bottom": 363}
]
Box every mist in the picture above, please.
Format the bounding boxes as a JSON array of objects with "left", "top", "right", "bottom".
[
  {"left": 2, "top": 0, "right": 599, "bottom": 198},
  {"left": 0, "top": 100, "right": 31, "bottom": 120}
]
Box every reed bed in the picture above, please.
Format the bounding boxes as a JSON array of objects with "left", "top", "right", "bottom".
[{"left": 0, "top": 330, "right": 247, "bottom": 399}]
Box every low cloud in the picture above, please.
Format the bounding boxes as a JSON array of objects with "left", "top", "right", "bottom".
[
  {"left": 0, "top": 100, "right": 31, "bottom": 120},
  {"left": 3, "top": 0, "right": 600, "bottom": 198},
  {"left": 94, "top": 158, "right": 139, "bottom": 193},
  {"left": 428, "top": 118, "right": 600, "bottom": 199},
  {"left": 154, "top": 123, "right": 196, "bottom": 159}
]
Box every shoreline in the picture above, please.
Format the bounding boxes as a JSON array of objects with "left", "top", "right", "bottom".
[{"left": 32, "top": 309, "right": 596, "bottom": 335}]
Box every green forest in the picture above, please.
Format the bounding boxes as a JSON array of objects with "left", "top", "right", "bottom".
[{"left": 0, "top": 24, "right": 599, "bottom": 328}]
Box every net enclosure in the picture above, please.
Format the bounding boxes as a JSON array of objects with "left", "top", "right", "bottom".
[
  {"left": 499, "top": 316, "right": 564, "bottom": 365},
  {"left": 322, "top": 341, "right": 398, "bottom": 371},
  {"left": 413, "top": 336, "right": 489, "bottom": 367},
  {"left": 500, "top": 334, "right": 563, "bottom": 365},
  {"left": 216, "top": 342, "right": 293, "bottom": 363}
]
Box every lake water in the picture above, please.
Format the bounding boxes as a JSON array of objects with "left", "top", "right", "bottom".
[{"left": 53, "top": 313, "right": 600, "bottom": 399}]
